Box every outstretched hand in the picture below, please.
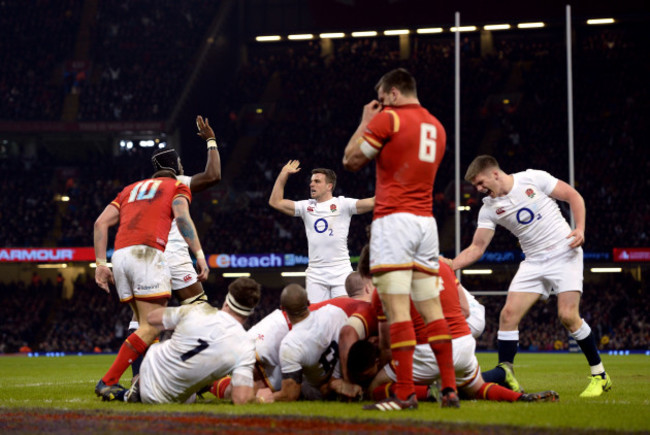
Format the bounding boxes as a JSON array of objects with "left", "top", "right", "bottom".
[
  {"left": 196, "top": 115, "right": 216, "bottom": 141},
  {"left": 281, "top": 160, "right": 301, "bottom": 176}
]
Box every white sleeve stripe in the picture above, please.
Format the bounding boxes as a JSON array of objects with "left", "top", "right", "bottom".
[{"left": 360, "top": 140, "right": 379, "bottom": 159}]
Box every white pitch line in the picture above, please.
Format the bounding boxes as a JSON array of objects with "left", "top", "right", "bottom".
[{"left": 0, "top": 379, "right": 94, "bottom": 388}]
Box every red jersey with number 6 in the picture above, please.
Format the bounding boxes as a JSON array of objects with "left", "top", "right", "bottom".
[
  {"left": 363, "top": 104, "right": 446, "bottom": 219},
  {"left": 110, "top": 177, "right": 192, "bottom": 251}
]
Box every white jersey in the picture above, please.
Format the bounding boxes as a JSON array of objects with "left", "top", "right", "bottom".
[
  {"left": 294, "top": 196, "right": 358, "bottom": 268},
  {"left": 139, "top": 303, "right": 255, "bottom": 404},
  {"left": 247, "top": 309, "right": 290, "bottom": 391},
  {"left": 165, "top": 175, "right": 192, "bottom": 254},
  {"left": 463, "top": 288, "right": 486, "bottom": 339},
  {"left": 477, "top": 169, "right": 573, "bottom": 260},
  {"left": 279, "top": 305, "right": 349, "bottom": 393}
]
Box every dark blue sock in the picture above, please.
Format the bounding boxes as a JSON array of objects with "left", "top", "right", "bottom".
[
  {"left": 481, "top": 366, "right": 506, "bottom": 384},
  {"left": 498, "top": 339, "right": 518, "bottom": 364},
  {"left": 576, "top": 332, "right": 602, "bottom": 367}
]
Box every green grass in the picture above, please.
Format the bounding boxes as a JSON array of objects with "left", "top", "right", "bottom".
[{"left": 0, "top": 353, "right": 648, "bottom": 432}]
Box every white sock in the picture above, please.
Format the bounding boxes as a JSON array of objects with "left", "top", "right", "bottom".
[
  {"left": 569, "top": 319, "right": 591, "bottom": 341},
  {"left": 497, "top": 330, "right": 519, "bottom": 341},
  {"left": 590, "top": 363, "right": 605, "bottom": 376}
]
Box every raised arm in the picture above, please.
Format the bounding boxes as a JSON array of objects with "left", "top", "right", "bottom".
[
  {"left": 172, "top": 197, "right": 209, "bottom": 281},
  {"left": 269, "top": 160, "right": 300, "bottom": 216},
  {"left": 355, "top": 196, "right": 375, "bottom": 215},
  {"left": 550, "top": 179, "right": 586, "bottom": 248},
  {"left": 189, "top": 115, "right": 222, "bottom": 193},
  {"left": 93, "top": 204, "right": 120, "bottom": 293},
  {"left": 446, "top": 227, "right": 495, "bottom": 271},
  {"left": 343, "top": 101, "right": 382, "bottom": 172}
]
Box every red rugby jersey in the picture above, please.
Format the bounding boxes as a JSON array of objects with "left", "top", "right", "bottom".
[
  {"left": 110, "top": 177, "right": 191, "bottom": 251},
  {"left": 363, "top": 104, "right": 446, "bottom": 219}
]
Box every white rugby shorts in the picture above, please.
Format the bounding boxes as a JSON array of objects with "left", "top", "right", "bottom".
[
  {"left": 165, "top": 250, "right": 198, "bottom": 291},
  {"left": 305, "top": 264, "right": 352, "bottom": 303},
  {"left": 112, "top": 245, "right": 172, "bottom": 303},
  {"left": 509, "top": 247, "right": 583, "bottom": 298},
  {"left": 370, "top": 213, "right": 440, "bottom": 275},
  {"left": 384, "top": 334, "right": 480, "bottom": 389}
]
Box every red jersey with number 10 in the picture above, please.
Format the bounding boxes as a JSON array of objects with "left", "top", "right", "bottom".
[
  {"left": 110, "top": 177, "right": 192, "bottom": 251},
  {"left": 363, "top": 104, "right": 446, "bottom": 219}
]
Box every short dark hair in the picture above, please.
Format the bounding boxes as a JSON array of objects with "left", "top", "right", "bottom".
[
  {"left": 347, "top": 340, "right": 379, "bottom": 388},
  {"left": 280, "top": 284, "right": 309, "bottom": 318},
  {"left": 345, "top": 271, "right": 366, "bottom": 298},
  {"left": 152, "top": 148, "right": 181, "bottom": 175},
  {"left": 464, "top": 155, "right": 500, "bottom": 182},
  {"left": 375, "top": 68, "right": 417, "bottom": 97},
  {"left": 228, "top": 278, "right": 261, "bottom": 311},
  {"left": 311, "top": 168, "right": 337, "bottom": 191}
]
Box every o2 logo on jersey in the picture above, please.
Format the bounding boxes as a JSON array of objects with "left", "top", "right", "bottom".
[
  {"left": 516, "top": 207, "right": 541, "bottom": 225},
  {"left": 314, "top": 218, "right": 329, "bottom": 233}
]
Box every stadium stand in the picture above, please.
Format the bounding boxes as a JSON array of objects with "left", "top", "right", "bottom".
[{"left": 0, "top": 8, "right": 648, "bottom": 353}]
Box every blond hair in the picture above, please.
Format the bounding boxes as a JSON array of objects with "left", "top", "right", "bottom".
[{"left": 465, "top": 155, "right": 500, "bottom": 182}]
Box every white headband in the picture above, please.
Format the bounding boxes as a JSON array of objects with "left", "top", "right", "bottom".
[{"left": 226, "top": 292, "right": 253, "bottom": 316}]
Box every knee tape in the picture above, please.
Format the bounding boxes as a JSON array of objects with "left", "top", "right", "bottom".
[
  {"left": 410, "top": 276, "right": 440, "bottom": 301},
  {"left": 180, "top": 291, "right": 207, "bottom": 305},
  {"left": 373, "top": 270, "right": 412, "bottom": 295}
]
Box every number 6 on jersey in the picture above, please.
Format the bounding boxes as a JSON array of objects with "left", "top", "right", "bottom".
[{"left": 419, "top": 123, "right": 437, "bottom": 163}]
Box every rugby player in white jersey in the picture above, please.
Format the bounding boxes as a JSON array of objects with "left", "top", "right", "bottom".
[
  {"left": 256, "top": 284, "right": 368, "bottom": 402},
  {"left": 443, "top": 155, "right": 611, "bottom": 398},
  {"left": 128, "top": 115, "right": 221, "bottom": 376},
  {"left": 118, "top": 278, "right": 263, "bottom": 404},
  {"left": 269, "top": 160, "right": 374, "bottom": 302},
  {"left": 241, "top": 275, "right": 372, "bottom": 397}
]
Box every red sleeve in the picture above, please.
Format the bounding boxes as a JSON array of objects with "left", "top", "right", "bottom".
[
  {"left": 174, "top": 181, "right": 192, "bottom": 203},
  {"left": 351, "top": 303, "right": 379, "bottom": 338},
  {"left": 110, "top": 187, "right": 127, "bottom": 210},
  {"left": 363, "top": 110, "right": 397, "bottom": 150},
  {"left": 371, "top": 289, "right": 387, "bottom": 322}
]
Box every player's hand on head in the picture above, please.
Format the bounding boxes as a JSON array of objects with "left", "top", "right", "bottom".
[
  {"left": 567, "top": 228, "right": 585, "bottom": 248},
  {"left": 282, "top": 160, "right": 301, "bottom": 175},
  {"left": 196, "top": 258, "right": 209, "bottom": 282},
  {"left": 196, "top": 115, "right": 216, "bottom": 141},
  {"left": 362, "top": 100, "right": 382, "bottom": 123}
]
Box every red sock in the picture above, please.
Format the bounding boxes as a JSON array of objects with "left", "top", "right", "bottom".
[
  {"left": 210, "top": 376, "right": 231, "bottom": 398},
  {"left": 426, "top": 319, "right": 456, "bottom": 393},
  {"left": 389, "top": 321, "right": 416, "bottom": 400},
  {"left": 101, "top": 333, "right": 148, "bottom": 386},
  {"left": 372, "top": 382, "right": 393, "bottom": 400},
  {"left": 476, "top": 382, "right": 522, "bottom": 402}
]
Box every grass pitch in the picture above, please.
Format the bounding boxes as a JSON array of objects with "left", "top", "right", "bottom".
[{"left": 0, "top": 352, "right": 648, "bottom": 433}]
